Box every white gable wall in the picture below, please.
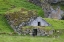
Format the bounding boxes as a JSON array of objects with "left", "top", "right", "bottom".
[{"left": 29, "top": 17, "right": 49, "bottom": 26}]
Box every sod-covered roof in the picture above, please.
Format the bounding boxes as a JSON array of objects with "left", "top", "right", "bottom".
[{"left": 6, "top": 8, "right": 38, "bottom": 26}]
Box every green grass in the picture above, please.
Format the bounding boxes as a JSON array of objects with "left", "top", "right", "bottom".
[
  {"left": 0, "top": 15, "right": 13, "bottom": 33},
  {"left": 0, "top": 36, "right": 64, "bottom": 42},
  {"left": 44, "top": 18, "right": 64, "bottom": 29},
  {"left": 0, "top": 0, "right": 44, "bottom": 17}
]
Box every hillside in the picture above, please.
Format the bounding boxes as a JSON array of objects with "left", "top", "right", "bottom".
[
  {"left": 0, "top": 15, "right": 13, "bottom": 33},
  {"left": 0, "top": 0, "right": 44, "bottom": 17},
  {"left": 0, "top": 0, "right": 64, "bottom": 33}
]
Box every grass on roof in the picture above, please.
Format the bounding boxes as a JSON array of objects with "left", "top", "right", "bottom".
[{"left": 44, "top": 18, "right": 64, "bottom": 29}]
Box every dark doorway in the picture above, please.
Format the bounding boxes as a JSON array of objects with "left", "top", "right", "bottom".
[
  {"left": 38, "top": 22, "right": 41, "bottom": 26},
  {"left": 33, "top": 29, "right": 37, "bottom": 36},
  {"left": 61, "top": 16, "right": 64, "bottom": 20}
]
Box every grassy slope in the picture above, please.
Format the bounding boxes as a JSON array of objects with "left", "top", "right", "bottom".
[
  {"left": 0, "top": 15, "right": 13, "bottom": 33},
  {"left": 44, "top": 18, "right": 64, "bottom": 29},
  {"left": 0, "top": 0, "right": 44, "bottom": 16}
]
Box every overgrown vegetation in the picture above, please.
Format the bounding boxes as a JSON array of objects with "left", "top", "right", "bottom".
[{"left": 6, "top": 8, "right": 38, "bottom": 26}]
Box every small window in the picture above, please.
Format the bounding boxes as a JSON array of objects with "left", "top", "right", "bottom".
[{"left": 38, "top": 22, "right": 41, "bottom": 26}]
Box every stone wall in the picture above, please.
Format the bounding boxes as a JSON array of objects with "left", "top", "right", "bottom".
[
  {"left": 21, "top": 27, "right": 64, "bottom": 37},
  {"left": 21, "top": 27, "right": 54, "bottom": 36}
]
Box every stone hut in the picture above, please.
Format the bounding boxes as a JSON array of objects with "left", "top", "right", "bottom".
[{"left": 5, "top": 8, "right": 52, "bottom": 36}]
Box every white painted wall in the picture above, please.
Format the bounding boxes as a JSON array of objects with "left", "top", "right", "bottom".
[{"left": 29, "top": 17, "right": 49, "bottom": 26}]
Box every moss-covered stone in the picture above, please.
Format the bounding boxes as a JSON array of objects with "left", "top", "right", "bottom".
[{"left": 6, "top": 8, "right": 38, "bottom": 26}]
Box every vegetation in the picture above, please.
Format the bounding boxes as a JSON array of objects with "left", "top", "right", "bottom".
[
  {"left": 0, "top": 0, "right": 64, "bottom": 33},
  {"left": 0, "top": 0, "right": 64, "bottom": 42},
  {"left": 0, "top": 15, "right": 13, "bottom": 33},
  {"left": 6, "top": 8, "right": 38, "bottom": 26},
  {"left": 0, "top": 36, "right": 64, "bottom": 42},
  {"left": 0, "top": 0, "right": 44, "bottom": 17},
  {"left": 44, "top": 18, "right": 64, "bottom": 29}
]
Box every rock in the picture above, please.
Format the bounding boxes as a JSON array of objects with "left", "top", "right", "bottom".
[
  {"left": 49, "top": 30, "right": 53, "bottom": 35},
  {"left": 29, "top": 33, "right": 32, "bottom": 36},
  {"left": 37, "top": 33, "right": 41, "bottom": 36}
]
